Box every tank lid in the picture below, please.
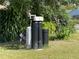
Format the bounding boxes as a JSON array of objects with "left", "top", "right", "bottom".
[{"left": 33, "top": 16, "right": 44, "bottom": 21}]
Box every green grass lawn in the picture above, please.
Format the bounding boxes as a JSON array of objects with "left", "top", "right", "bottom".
[{"left": 0, "top": 32, "right": 79, "bottom": 59}]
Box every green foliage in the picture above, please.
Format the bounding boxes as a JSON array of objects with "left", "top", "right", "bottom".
[
  {"left": 31, "top": 0, "right": 53, "bottom": 21},
  {"left": 0, "top": 0, "right": 31, "bottom": 42},
  {"left": 56, "top": 26, "right": 73, "bottom": 40},
  {"left": 0, "top": 0, "right": 4, "bottom": 4},
  {"left": 40, "top": 5, "right": 54, "bottom": 21},
  {"left": 42, "top": 21, "right": 56, "bottom": 35},
  {"left": 54, "top": 19, "right": 75, "bottom": 40},
  {"left": 0, "top": 0, "right": 76, "bottom": 42}
]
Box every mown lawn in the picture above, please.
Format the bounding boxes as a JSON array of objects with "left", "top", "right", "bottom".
[{"left": 0, "top": 32, "right": 79, "bottom": 59}]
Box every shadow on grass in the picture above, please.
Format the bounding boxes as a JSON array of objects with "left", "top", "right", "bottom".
[
  {"left": 0, "top": 42, "right": 49, "bottom": 50},
  {"left": 0, "top": 42, "right": 27, "bottom": 50}
]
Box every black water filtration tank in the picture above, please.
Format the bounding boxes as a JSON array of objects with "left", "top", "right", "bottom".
[
  {"left": 42, "top": 29, "right": 49, "bottom": 46},
  {"left": 31, "top": 21, "right": 39, "bottom": 49},
  {"left": 38, "top": 22, "right": 43, "bottom": 48}
]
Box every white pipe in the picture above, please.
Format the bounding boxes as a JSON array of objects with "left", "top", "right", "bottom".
[{"left": 26, "top": 26, "right": 31, "bottom": 49}]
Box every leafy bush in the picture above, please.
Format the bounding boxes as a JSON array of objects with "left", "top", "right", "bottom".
[
  {"left": 0, "top": 0, "right": 31, "bottom": 41},
  {"left": 54, "top": 19, "right": 75, "bottom": 40},
  {"left": 42, "top": 21, "right": 56, "bottom": 39},
  {"left": 56, "top": 27, "right": 74, "bottom": 40}
]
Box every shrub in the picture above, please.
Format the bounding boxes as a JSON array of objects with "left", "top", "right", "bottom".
[
  {"left": 0, "top": 0, "right": 31, "bottom": 41},
  {"left": 55, "top": 19, "right": 75, "bottom": 40},
  {"left": 42, "top": 21, "right": 56, "bottom": 39}
]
